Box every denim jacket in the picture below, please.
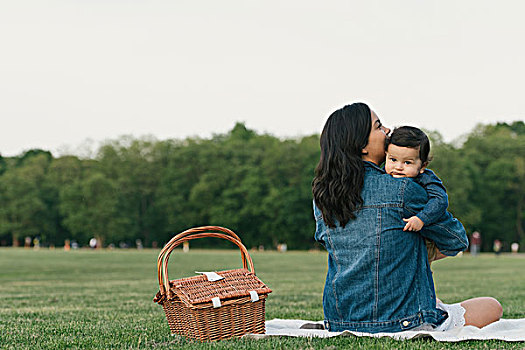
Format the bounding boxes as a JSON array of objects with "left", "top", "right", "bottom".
[
  {"left": 415, "top": 169, "right": 449, "bottom": 226},
  {"left": 314, "top": 161, "right": 468, "bottom": 333}
]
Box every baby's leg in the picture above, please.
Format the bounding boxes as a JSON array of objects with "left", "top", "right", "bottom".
[{"left": 425, "top": 239, "right": 438, "bottom": 263}]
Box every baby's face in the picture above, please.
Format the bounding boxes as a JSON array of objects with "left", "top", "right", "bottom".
[{"left": 385, "top": 144, "right": 424, "bottom": 178}]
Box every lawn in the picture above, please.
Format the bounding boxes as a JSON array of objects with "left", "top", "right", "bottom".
[{"left": 0, "top": 247, "right": 524, "bottom": 349}]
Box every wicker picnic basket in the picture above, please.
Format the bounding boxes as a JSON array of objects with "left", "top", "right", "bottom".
[{"left": 153, "top": 226, "right": 272, "bottom": 341}]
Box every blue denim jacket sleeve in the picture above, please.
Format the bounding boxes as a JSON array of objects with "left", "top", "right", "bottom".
[
  {"left": 403, "top": 180, "right": 468, "bottom": 256},
  {"left": 313, "top": 200, "right": 325, "bottom": 245},
  {"left": 414, "top": 169, "right": 449, "bottom": 226}
]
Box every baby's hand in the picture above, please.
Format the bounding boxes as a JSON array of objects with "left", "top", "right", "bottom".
[{"left": 403, "top": 216, "right": 424, "bottom": 231}]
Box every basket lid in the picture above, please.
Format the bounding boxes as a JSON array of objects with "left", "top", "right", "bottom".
[{"left": 169, "top": 268, "right": 272, "bottom": 306}]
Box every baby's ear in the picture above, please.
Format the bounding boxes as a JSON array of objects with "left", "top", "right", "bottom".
[{"left": 419, "top": 162, "right": 428, "bottom": 174}]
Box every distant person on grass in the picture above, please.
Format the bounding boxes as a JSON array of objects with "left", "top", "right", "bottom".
[
  {"left": 470, "top": 231, "right": 482, "bottom": 256},
  {"left": 312, "top": 102, "right": 502, "bottom": 333}
]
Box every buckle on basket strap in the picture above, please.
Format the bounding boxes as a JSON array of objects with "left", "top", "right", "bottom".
[
  {"left": 249, "top": 290, "right": 259, "bottom": 302},
  {"left": 195, "top": 271, "right": 224, "bottom": 282},
  {"left": 211, "top": 297, "right": 221, "bottom": 308}
]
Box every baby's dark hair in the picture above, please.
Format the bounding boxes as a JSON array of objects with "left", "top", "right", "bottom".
[{"left": 385, "top": 126, "right": 431, "bottom": 164}]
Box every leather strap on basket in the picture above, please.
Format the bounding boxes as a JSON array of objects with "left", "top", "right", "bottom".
[{"left": 156, "top": 226, "right": 255, "bottom": 299}]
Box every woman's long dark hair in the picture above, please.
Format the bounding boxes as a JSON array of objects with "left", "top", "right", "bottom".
[{"left": 312, "top": 103, "right": 372, "bottom": 228}]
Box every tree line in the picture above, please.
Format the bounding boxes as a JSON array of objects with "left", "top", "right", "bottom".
[{"left": 0, "top": 121, "right": 523, "bottom": 252}]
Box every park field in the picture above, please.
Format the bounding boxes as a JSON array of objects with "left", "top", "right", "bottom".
[{"left": 0, "top": 248, "right": 524, "bottom": 349}]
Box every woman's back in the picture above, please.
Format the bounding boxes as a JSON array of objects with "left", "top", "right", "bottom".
[{"left": 314, "top": 162, "right": 467, "bottom": 333}]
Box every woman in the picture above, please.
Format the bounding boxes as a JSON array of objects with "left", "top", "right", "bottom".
[{"left": 312, "top": 103, "right": 502, "bottom": 333}]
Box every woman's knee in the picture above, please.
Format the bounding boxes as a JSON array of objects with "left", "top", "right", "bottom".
[
  {"left": 481, "top": 297, "right": 503, "bottom": 321},
  {"left": 488, "top": 297, "right": 503, "bottom": 320},
  {"left": 461, "top": 297, "right": 503, "bottom": 328}
]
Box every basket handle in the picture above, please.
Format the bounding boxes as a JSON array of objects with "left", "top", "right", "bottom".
[{"left": 156, "top": 226, "right": 254, "bottom": 298}]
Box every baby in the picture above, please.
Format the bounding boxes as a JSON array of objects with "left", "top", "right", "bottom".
[{"left": 384, "top": 126, "right": 448, "bottom": 263}]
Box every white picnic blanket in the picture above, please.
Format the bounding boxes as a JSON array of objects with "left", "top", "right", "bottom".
[{"left": 245, "top": 319, "right": 525, "bottom": 342}]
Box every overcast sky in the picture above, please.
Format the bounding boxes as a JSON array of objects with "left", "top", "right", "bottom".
[{"left": 1, "top": 0, "right": 524, "bottom": 157}]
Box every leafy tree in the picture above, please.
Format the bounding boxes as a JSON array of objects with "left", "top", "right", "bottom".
[
  {"left": 59, "top": 173, "right": 128, "bottom": 246},
  {"left": 0, "top": 154, "right": 52, "bottom": 245},
  {"left": 42, "top": 156, "right": 91, "bottom": 245},
  {"left": 259, "top": 135, "right": 320, "bottom": 249},
  {"left": 0, "top": 155, "right": 6, "bottom": 176},
  {"left": 430, "top": 143, "right": 481, "bottom": 232},
  {"left": 96, "top": 136, "right": 163, "bottom": 246},
  {"left": 447, "top": 123, "right": 524, "bottom": 250},
  {"left": 16, "top": 149, "right": 53, "bottom": 167}
]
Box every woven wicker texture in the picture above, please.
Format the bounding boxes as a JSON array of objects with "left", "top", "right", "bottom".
[
  {"left": 171, "top": 268, "right": 272, "bottom": 307},
  {"left": 154, "top": 226, "right": 272, "bottom": 341},
  {"left": 162, "top": 295, "right": 268, "bottom": 341}
]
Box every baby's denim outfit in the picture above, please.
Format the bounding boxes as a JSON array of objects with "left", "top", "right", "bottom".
[
  {"left": 414, "top": 169, "right": 448, "bottom": 225},
  {"left": 314, "top": 161, "right": 468, "bottom": 333}
]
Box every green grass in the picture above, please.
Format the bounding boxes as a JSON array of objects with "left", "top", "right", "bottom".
[{"left": 0, "top": 248, "right": 524, "bottom": 349}]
